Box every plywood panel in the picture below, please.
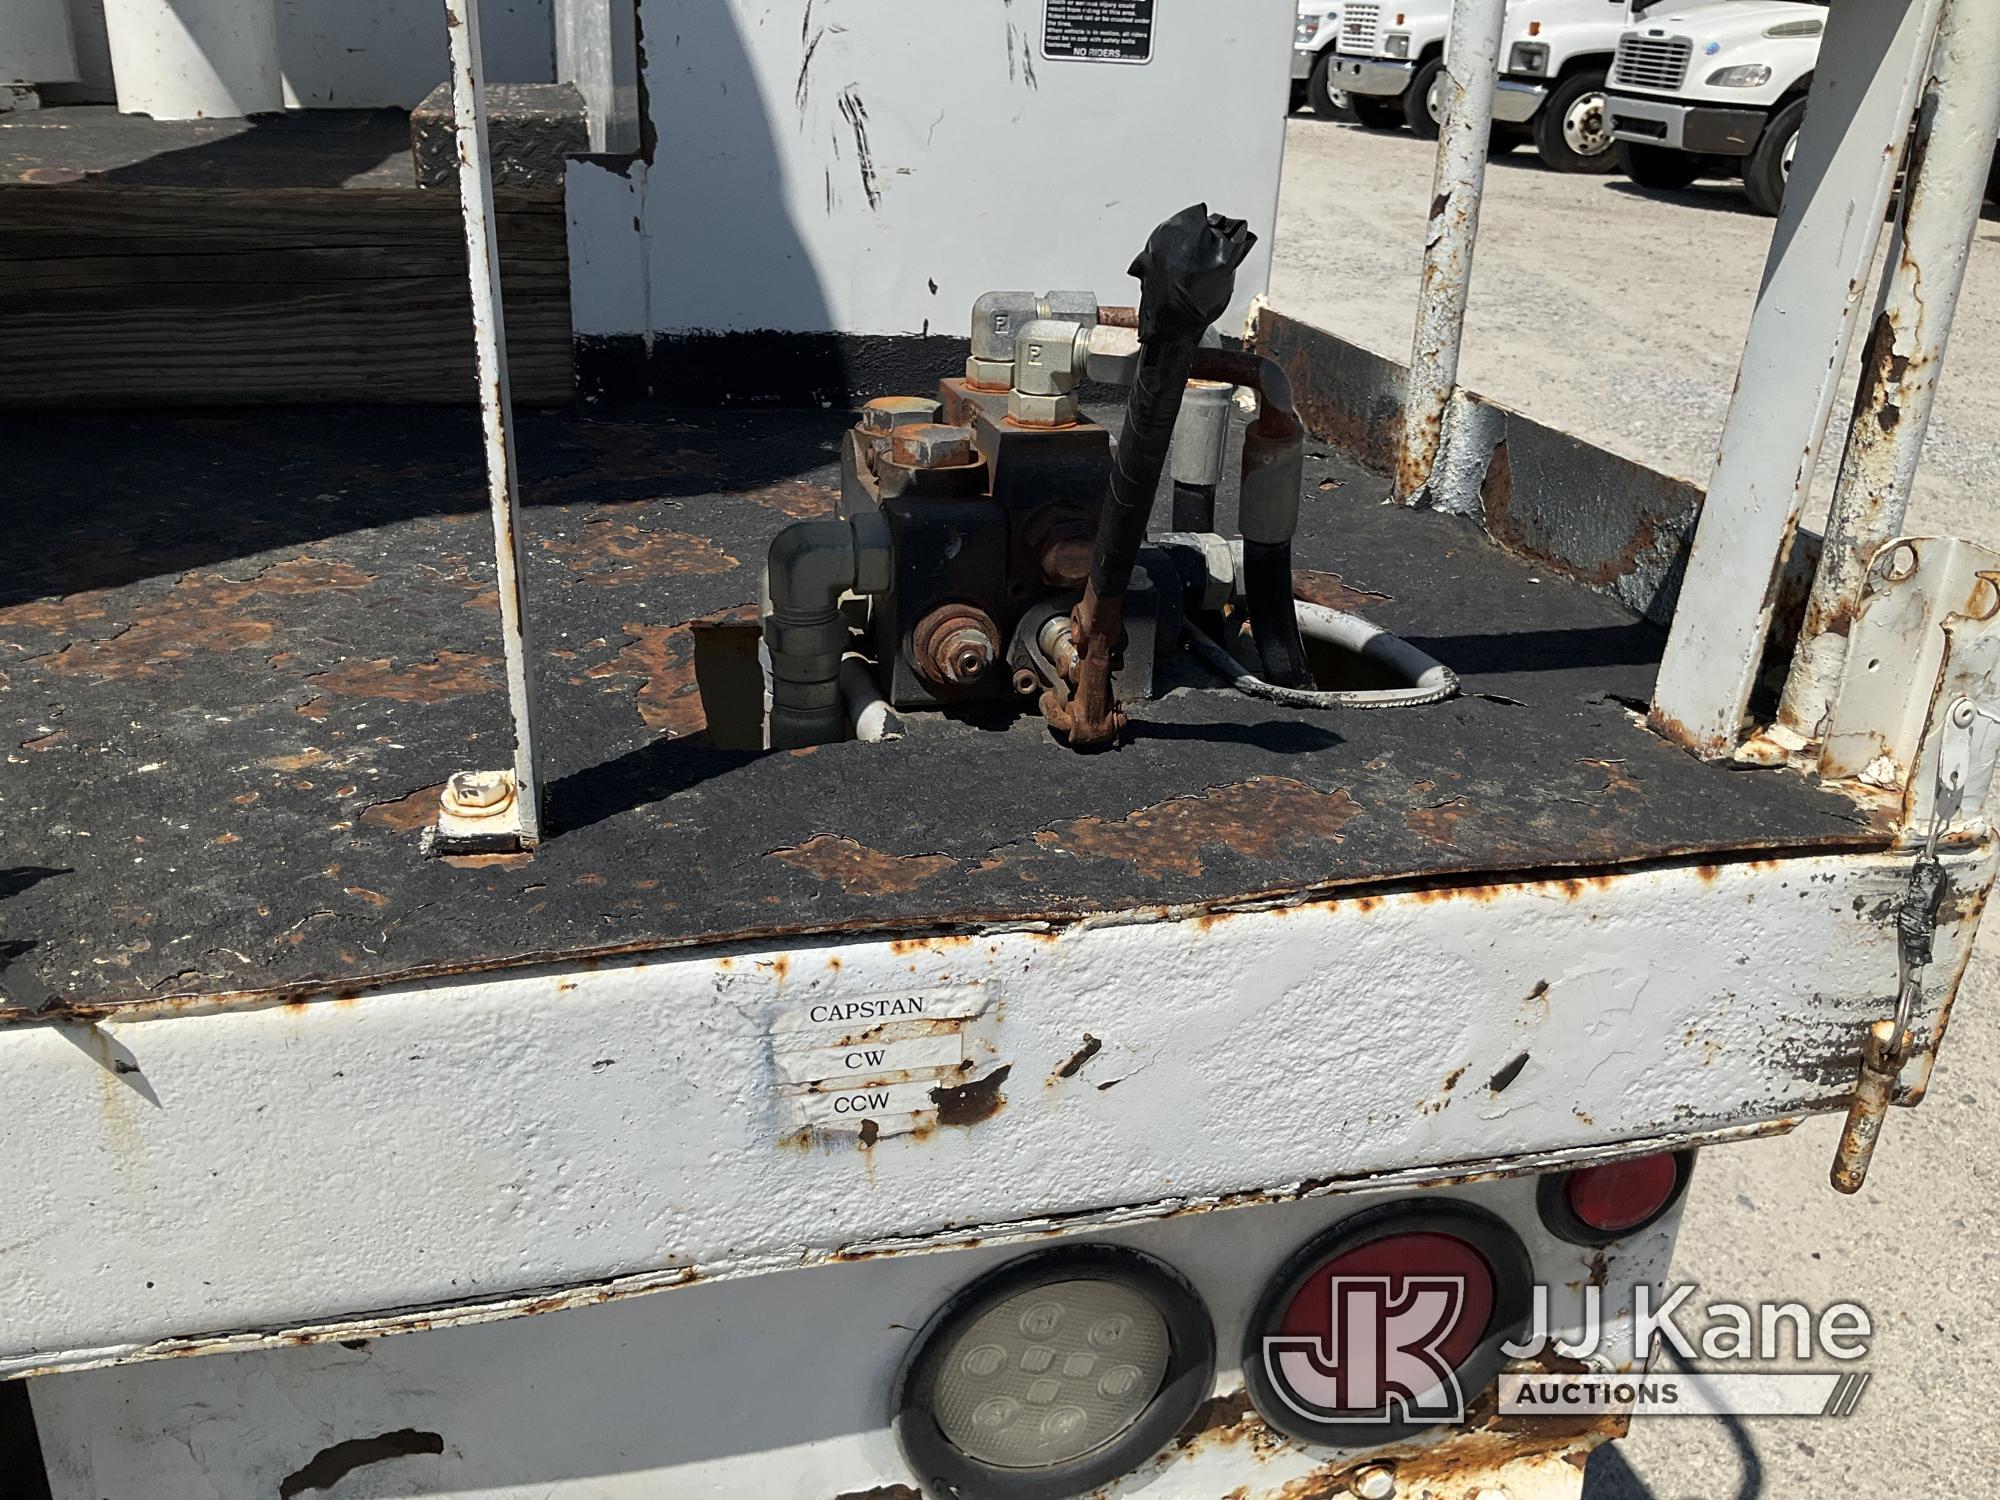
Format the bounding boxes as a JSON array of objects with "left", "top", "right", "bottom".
[{"left": 0, "top": 184, "right": 572, "bottom": 405}]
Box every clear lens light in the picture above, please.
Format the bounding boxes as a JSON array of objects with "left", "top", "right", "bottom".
[
  {"left": 1384, "top": 33, "right": 1411, "bottom": 58},
  {"left": 1508, "top": 42, "right": 1548, "bottom": 74},
  {"left": 1707, "top": 63, "right": 1773, "bottom": 88},
  {"left": 1297, "top": 17, "right": 1320, "bottom": 41},
  {"left": 1764, "top": 19, "right": 1821, "bottom": 39},
  {"left": 932, "top": 1279, "right": 1171, "bottom": 1469}
]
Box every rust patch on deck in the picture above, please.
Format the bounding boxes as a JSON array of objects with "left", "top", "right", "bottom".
[
  {"left": 543, "top": 522, "right": 738, "bottom": 586},
  {"left": 1292, "top": 568, "right": 1391, "bottom": 613},
  {"left": 729, "top": 478, "right": 839, "bottom": 518},
  {"left": 1019, "top": 778, "right": 1362, "bottom": 880},
  {"left": 586, "top": 623, "right": 707, "bottom": 736},
  {"left": 771, "top": 836, "right": 957, "bottom": 897},
  {"left": 0, "top": 590, "right": 112, "bottom": 640},
  {"left": 359, "top": 784, "right": 445, "bottom": 833},
  {"left": 299, "top": 651, "right": 501, "bottom": 716},
  {"left": 19, "top": 557, "right": 374, "bottom": 680},
  {"left": 1582, "top": 757, "right": 1642, "bottom": 796},
  {"left": 1406, "top": 796, "right": 1471, "bottom": 846}
]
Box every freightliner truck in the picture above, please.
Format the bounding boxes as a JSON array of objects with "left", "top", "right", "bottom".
[
  {"left": 1606, "top": 0, "right": 1827, "bottom": 213},
  {"left": 1326, "top": 0, "right": 1663, "bottom": 170}
]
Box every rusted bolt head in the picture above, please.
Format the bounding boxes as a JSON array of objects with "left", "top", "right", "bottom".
[
  {"left": 889, "top": 422, "right": 977, "bottom": 470},
  {"left": 1038, "top": 534, "right": 1093, "bottom": 589},
  {"left": 911, "top": 604, "right": 1001, "bottom": 690},
  {"left": 860, "top": 395, "right": 941, "bottom": 433},
  {"left": 1011, "top": 666, "right": 1041, "bottom": 696},
  {"left": 1350, "top": 1465, "right": 1398, "bottom": 1500},
  {"left": 443, "top": 769, "right": 515, "bottom": 818}
]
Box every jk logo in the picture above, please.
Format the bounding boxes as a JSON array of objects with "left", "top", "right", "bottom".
[{"left": 1263, "top": 1276, "right": 1469, "bottom": 1424}]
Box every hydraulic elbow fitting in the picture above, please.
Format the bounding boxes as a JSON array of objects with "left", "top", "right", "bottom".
[{"left": 763, "top": 512, "right": 892, "bottom": 749}]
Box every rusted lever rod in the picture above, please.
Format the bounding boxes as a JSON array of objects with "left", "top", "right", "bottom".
[{"left": 1059, "top": 205, "right": 1256, "bottom": 749}]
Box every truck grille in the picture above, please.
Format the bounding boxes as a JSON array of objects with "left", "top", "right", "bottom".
[
  {"left": 1612, "top": 34, "right": 1692, "bottom": 91},
  {"left": 1341, "top": 3, "right": 1380, "bottom": 53}
]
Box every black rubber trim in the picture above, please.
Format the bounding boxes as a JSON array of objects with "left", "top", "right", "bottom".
[
  {"left": 1241, "top": 1199, "right": 1535, "bottom": 1448},
  {"left": 894, "top": 1244, "right": 1216, "bottom": 1500},
  {"left": 1537, "top": 1150, "right": 1697, "bottom": 1247},
  {"left": 1682, "top": 105, "right": 1767, "bottom": 157}
]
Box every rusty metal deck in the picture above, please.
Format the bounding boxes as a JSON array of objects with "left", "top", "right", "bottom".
[{"left": 0, "top": 402, "right": 1887, "bottom": 1012}]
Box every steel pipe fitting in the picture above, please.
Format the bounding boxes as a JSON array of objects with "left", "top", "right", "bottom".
[{"left": 763, "top": 512, "right": 893, "bottom": 749}]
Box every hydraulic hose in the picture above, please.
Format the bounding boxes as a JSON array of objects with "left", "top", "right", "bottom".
[
  {"left": 1191, "top": 347, "right": 1312, "bottom": 688},
  {"left": 1187, "top": 601, "right": 1459, "bottom": 709},
  {"left": 1061, "top": 206, "right": 1256, "bottom": 748}
]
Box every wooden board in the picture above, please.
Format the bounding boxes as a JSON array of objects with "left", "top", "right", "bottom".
[{"left": 0, "top": 185, "right": 572, "bottom": 406}]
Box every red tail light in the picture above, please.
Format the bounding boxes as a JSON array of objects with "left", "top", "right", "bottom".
[
  {"left": 1244, "top": 1202, "right": 1533, "bottom": 1447},
  {"left": 1539, "top": 1151, "right": 1695, "bottom": 1245}
]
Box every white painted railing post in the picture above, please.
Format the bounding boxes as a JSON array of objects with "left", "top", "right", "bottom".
[
  {"left": 440, "top": 0, "right": 545, "bottom": 850},
  {"left": 1649, "top": 0, "right": 1948, "bottom": 758},
  {"left": 1395, "top": 0, "right": 1506, "bottom": 506},
  {"left": 1776, "top": 0, "right": 2000, "bottom": 744}
]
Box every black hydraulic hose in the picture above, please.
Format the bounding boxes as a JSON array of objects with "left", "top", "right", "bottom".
[
  {"left": 1172, "top": 481, "right": 1217, "bottom": 532},
  {"left": 1242, "top": 540, "right": 1313, "bottom": 687},
  {"left": 1062, "top": 206, "right": 1256, "bottom": 747},
  {"left": 1190, "top": 347, "right": 1312, "bottom": 688}
]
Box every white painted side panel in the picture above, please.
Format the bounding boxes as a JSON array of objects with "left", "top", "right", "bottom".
[
  {"left": 0, "top": 0, "right": 78, "bottom": 85},
  {"left": 565, "top": 157, "right": 649, "bottom": 336},
  {"left": 0, "top": 850, "right": 1976, "bottom": 1378},
  {"left": 30, "top": 1176, "right": 1676, "bottom": 1500},
  {"left": 604, "top": 0, "right": 1294, "bottom": 337},
  {"left": 276, "top": 0, "right": 555, "bottom": 109}
]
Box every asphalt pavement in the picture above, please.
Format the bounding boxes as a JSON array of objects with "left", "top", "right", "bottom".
[{"left": 1271, "top": 116, "right": 2000, "bottom": 1498}]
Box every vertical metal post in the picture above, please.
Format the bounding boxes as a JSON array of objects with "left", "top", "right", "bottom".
[
  {"left": 442, "top": 0, "right": 544, "bottom": 847},
  {"left": 1648, "top": 0, "right": 1948, "bottom": 758},
  {"left": 1776, "top": 0, "right": 2000, "bottom": 744},
  {"left": 1395, "top": 0, "right": 1506, "bottom": 505}
]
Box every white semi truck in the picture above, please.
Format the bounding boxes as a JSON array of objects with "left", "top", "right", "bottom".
[
  {"left": 1605, "top": 0, "right": 1827, "bottom": 214},
  {"left": 1293, "top": 3, "right": 1352, "bottom": 116},
  {"left": 1327, "top": 0, "right": 1659, "bottom": 171}
]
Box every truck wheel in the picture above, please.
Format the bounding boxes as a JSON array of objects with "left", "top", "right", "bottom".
[
  {"left": 1534, "top": 69, "right": 1618, "bottom": 174},
  {"left": 1744, "top": 98, "right": 1808, "bottom": 216},
  {"left": 1349, "top": 94, "right": 1404, "bottom": 130},
  {"left": 1618, "top": 141, "right": 1702, "bottom": 191},
  {"left": 1306, "top": 52, "right": 1351, "bottom": 120},
  {"left": 1404, "top": 56, "right": 1445, "bottom": 139}
]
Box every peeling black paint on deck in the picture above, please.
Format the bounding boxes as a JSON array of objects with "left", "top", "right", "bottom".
[{"left": 0, "top": 403, "right": 1885, "bottom": 1012}]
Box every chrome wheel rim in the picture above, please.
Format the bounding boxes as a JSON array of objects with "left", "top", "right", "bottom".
[{"left": 1563, "top": 90, "right": 1611, "bottom": 155}]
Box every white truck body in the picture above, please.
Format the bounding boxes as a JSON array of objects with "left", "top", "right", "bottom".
[
  {"left": 1606, "top": 0, "right": 1826, "bottom": 212},
  {"left": 1327, "top": 0, "right": 1656, "bottom": 170}
]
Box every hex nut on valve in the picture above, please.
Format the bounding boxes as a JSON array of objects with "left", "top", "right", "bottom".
[
  {"left": 1349, "top": 1465, "right": 1397, "bottom": 1500},
  {"left": 912, "top": 604, "right": 1001, "bottom": 690},
  {"left": 860, "top": 395, "right": 941, "bottom": 432},
  {"left": 889, "top": 423, "right": 977, "bottom": 470}
]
